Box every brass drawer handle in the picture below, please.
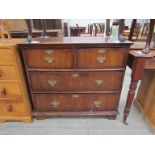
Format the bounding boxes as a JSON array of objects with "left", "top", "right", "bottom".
[
  {"left": 50, "top": 101, "right": 59, "bottom": 108},
  {"left": 93, "top": 101, "right": 102, "bottom": 108},
  {"left": 45, "top": 50, "right": 54, "bottom": 54},
  {"left": 7, "top": 105, "right": 13, "bottom": 112},
  {"left": 95, "top": 80, "right": 104, "bottom": 85},
  {"left": 96, "top": 57, "right": 106, "bottom": 63},
  {"left": 45, "top": 57, "right": 55, "bottom": 63},
  {"left": 72, "top": 94, "right": 79, "bottom": 98},
  {"left": 0, "top": 87, "right": 6, "bottom": 95},
  {"left": 97, "top": 49, "right": 106, "bottom": 54},
  {"left": 48, "top": 80, "right": 57, "bottom": 87},
  {"left": 72, "top": 73, "right": 79, "bottom": 78}
]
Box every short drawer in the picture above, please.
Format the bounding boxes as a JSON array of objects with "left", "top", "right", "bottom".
[
  {"left": 0, "top": 101, "right": 27, "bottom": 117},
  {"left": 33, "top": 93, "right": 119, "bottom": 112},
  {"left": 29, "top": 71, "right": 124, "bottom": 92},
  {"left": 0, "top": 82, "right": 22, "bottom": 100},
  {"left": 23, "top": 48, "right": 74, "bottom": 69},
  {"left": 0, "top": 66, "right": 18, "bottom": 80},
  {"left": 77, "top": 48, "right": 127, "bottom": 68},
  {"left": 0, "top": 49, "right": 14, "bottom": 65}
]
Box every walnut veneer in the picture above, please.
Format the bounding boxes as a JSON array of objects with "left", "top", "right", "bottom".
[{"left": 19, "top": 37, "right": 132, "bottom": 120}]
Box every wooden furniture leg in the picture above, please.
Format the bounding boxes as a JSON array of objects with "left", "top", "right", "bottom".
[
  {"left": 0, "top": 19, "right": 11, "bottom": 39},
  {"left": 128, "top": 19, "right": 137, "bottom": 41},
  {"left": 124, "top": 57, "right": 147, "bottom": 124},
  {"left": 118, "top": 19, "right": 126, "bottom": 42},
  {"left": 124, "top": 79, "right": 139, "bottom": 124},
  {"left": 25, "top": 19, "right": 32, "bottom": 42},
  {"left": 142, "top": 19, "right": 155, "bottom": 54}
]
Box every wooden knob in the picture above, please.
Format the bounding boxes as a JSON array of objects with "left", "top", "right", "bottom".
[
  {"left": 7, "top": 105, "right": 12, "bottom": 112},
  {"left": 0, "top": 87, "right": 6, "bottom": 95},
  {"left": 0, "top": 70, "right": 3, "bottom": 78}
]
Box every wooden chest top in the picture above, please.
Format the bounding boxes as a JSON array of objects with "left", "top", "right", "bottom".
[{"left": 18, "top": 37, "right": 133, "bottom": 47}]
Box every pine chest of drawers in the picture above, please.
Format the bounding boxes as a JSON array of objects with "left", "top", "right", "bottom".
[
  {"left": 0, "top": 39, "right": 32, "bottom": 123},
  {"left": 19, "top": 37, "right": 132, "bottom": 120}
]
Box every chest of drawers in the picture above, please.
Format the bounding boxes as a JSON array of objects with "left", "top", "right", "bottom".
[
  {"left": 0, "top": 39, "right": 32, "bottom": 123},
  {"left": 19, "top": 37, "right": 132, "bottom": 120}
]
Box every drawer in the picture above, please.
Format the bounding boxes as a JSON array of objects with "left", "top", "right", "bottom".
[
  {"left": 0, "top": 49, "right": 14, "bottom": 65},
  {"left": 0, "top": 100, "right": 27, "bottom": 117},
  {"left": 0, "top": 66, "right": 18, "bottom": 80},
  {"left": 0, "top": 82, "right": 22, "bottom": 100},
  {"left": 23, "top": 48, "right": 74, "bottom": 69},
  {"left": 33, "top": 93, "right": 119, "bottom": 112},
  {"left": 29, "top": 71, "right": 124, "bottom": 92},
  {"left": 77, "top": 48, "right": 127, "bottom": 68}
]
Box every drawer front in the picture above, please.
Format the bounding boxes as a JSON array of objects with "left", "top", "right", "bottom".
[
  {"left": 0, "top": 82, "right": 22, "bottom": 100},
  {"left": 33, "top": 93, "right": 119, "bottom": 112},
  {"left": 0, "top": 101, "right": 27, "bottom": 117},
  {"left": 0, "top": 66, "right": 18, "bottom": 80},
  {"left": 0, "top": 49, "right": 14, "bottom": 65},
  {"left": 77, "top": 48, "right": 127, "bottom": 68},
  {"left": 29, "top": 71, "right": 124, "bottom": 92},
  {"left": 23, "top": 48, "right": 74, "bottom": 69}
]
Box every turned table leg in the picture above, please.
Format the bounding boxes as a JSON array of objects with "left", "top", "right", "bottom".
[
  {"left": 123, "top": 79, "right": 138, "bottom": 124},
  {"left": 124, "top": 56, "right": 147, "bottom": 124}
]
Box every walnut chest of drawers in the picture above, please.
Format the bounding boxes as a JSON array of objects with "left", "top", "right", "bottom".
[
  {"left": 19, "top": 37, "right": 132, "bottom": 120},
  {"left": 0, "top": 39, "right": 32, "bottom": 123}
]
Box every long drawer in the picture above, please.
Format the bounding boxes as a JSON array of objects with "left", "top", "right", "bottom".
[
  {"left": 77, "top": 48, "right": 127, "bottom": 68},
  {"left": 23, "top": 48, "right": 74, "bottom": 69},
  {"left": 29, "top": 71, "right": 124, "bottom": 92},
  {"left": 0, "top": 66, "right": 18, "bottom": 80},
  {"left": 0, "top": 82, "right": 22, "bottom": 100},
  {"left": 0, "top": 49, "right": 14, "bottom": 65},
  {"left": 0, "top": 100, "right": 27, "bottom": 117},
  {"left": 33, "top": 93, "right": 119, "bottom": 112}
]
